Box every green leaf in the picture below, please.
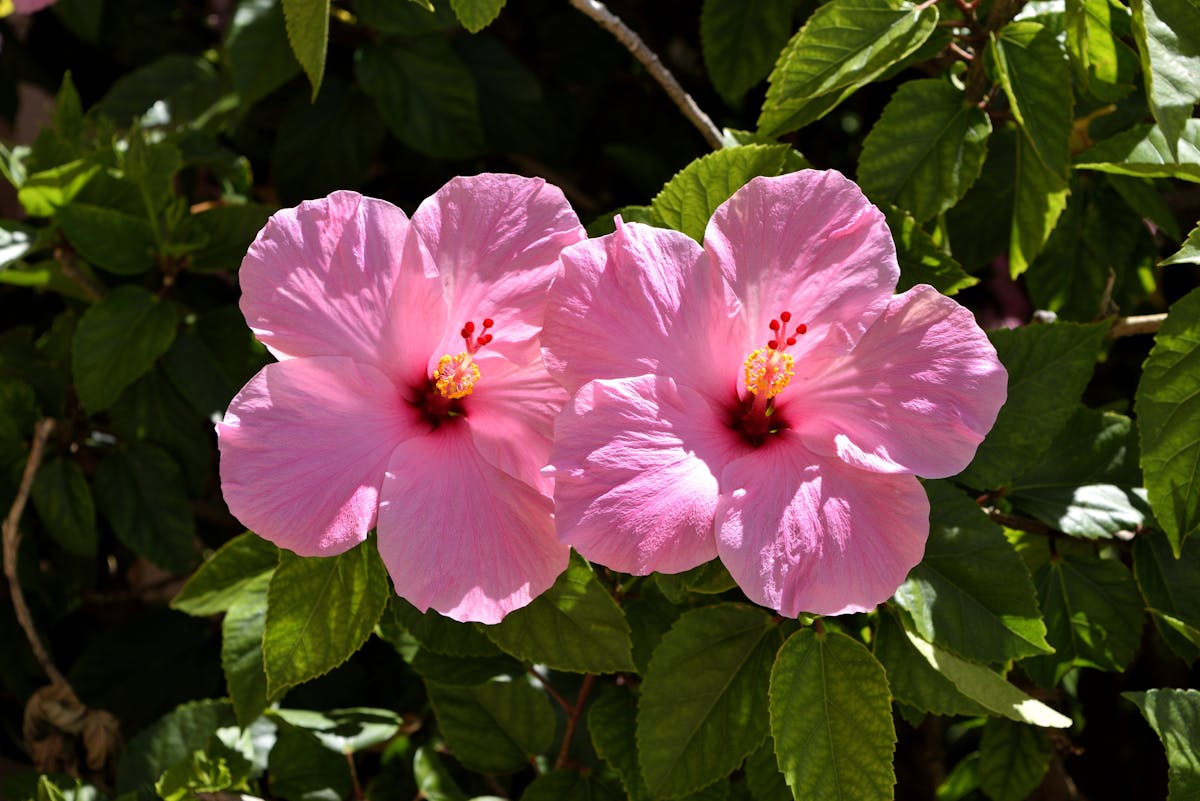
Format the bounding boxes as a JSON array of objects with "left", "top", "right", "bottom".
[
  {"left": 94, "top": 55, "right": 218, "bottom": 128},
  {"left": 700, "top": 0, "right": 796, "bottom": 103},
  {"left": 1136, "top": 286, "right": 1200, "bottom": 554},
  {"left": 71, "top": 286, "right": 179, "bottom": 413},
  {"left": 226, "top": 0, "right": 302, "bottom": 106},
  {"left": 874, "top": 610, "right": 989, "bottom": 717},
  {"left": 1134, "top": 533, "right": 1200, "bottom": 661},
  {"left": 1024, "top": 549, "right": 1144, "bottom": 685},
  {"left": 883, "top": 206, "right": 979, "bottom": 295},
  {"left": 115, "top": 699, "right": 235, "bottom": 795},
  {"left": 383, "top": 597, "right": 501, "bottom": 658},
  {"left": 18, "top": 160, "right": 101, "bottom": 217},
  {"left": 271, "top": 708, "right": 403, "bottom": 753},
  {"left": 413, "top": 746, "right": 468, "bottom": 801},
  {"left": 1067, "top": 0, "right": 1130, "bottom": 99},
  {"left": 1009, "top": 408, "right": 1151, "bottom": 538},
  {"left": 1161, "top": 220, "right": 1200, "bottom": 265},
  {"left": 57, "top": 203, "right": 157, "bottom": 275},
  {"left": 1075, "top": 120, "right": 1200, "bottom": 182},
  {"left": 894, "top": 481, "right": 1051, "bottom": 662},
  {"left": 990, "top": 22, "right": 1073, "bottom": 274},
  {"left": 355, "top": 39, "right": 484, "bottom": 160},
  {"left": 426, "top": 676, "right": 556, "bottom": 774},
  {"left": 589, "top": 687, "right": 727, "bottom": 801},
  {"left": 1131, "top": 0, "right": 1200, "bottom": 158},
  {"left": 1124, "top": 689, "right": 1200, "bottom": 799},
  {"left": 0, "top": 379, "right": 39, "bottom": 441},
  {"left": 263, "top": 538, "right": 390, "bottom": 695},
  {"left": 638, "top": 603, "right": 782, "bottom": 798},
  {"left": 758, "top": 0, "right": 939, "bottom": 136},
  {"left": 957, "top": 321, "right": 1108, "bottom": 489},
  {"left": 655, "top": 558, "right": 737, "bottom": 601},
  {"left": 858, "top": 79, "right": 991, "bottom": 222},
  {"left": 769, "top": 629, "right": 895, "bottom": 801},
  {"left": 282, "top": 0, "right": 330, "bottom": 101},
  {"left": 900, "top": 628, "right": 1072, "bottom": 727},
  {"left": 52, "top": 0, "right": 103, "bottom": 43},
  {"left": 272, "top": 78, "right": 386, "bottom": 203},
  {"left": 123, "top": 130, "right": 182, "bottom": 215},
  {"left": 30, "top": 458, "right": 97, "bottom": 557},
  {"left": 977, "top": 718, "right": 1053, "bottom": 801},
  {"left": 449, "top": 0, "right": 504, "bottom": 32},
  {"left": 649, "top": 145, "right": 792, "bottom": 241},
  {"left": 269, "top": 723, "right": 353, "bottom": 801},
  {"left": 93, "top": 443, "right": 197, "bottom": 573},
  {"left": 1025, "top": 175, "right": 1156, "bottom": 321},
  {"left": 743, "top": 739, "right": 791, "bottom": 801},
  {"left": 221, "top": 572, "right": 272, "bottom": 727},
  {"left": 483, "top": 551, "right": 635, "bottom": 673}
]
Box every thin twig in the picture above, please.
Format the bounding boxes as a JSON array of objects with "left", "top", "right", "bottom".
[
  {"left": 567, "top": 0, "right": 724, "bottom": 150},
  {"left": 984, "top": 508, "right": 1058, "bottom": 536},
  {"left": 529, "top": 667, "right": 571, "bottom": 713},
  {"left": 1109, "top": 313, "right": 1166, "bottom": 338},
  {"left": 554, "top": 674, "right": 596, "bottom": 770},
  {"left": 3, "top": 419, "right": 73, "bottom": 692},
  {"left": 54, "top": 246, "right": 104, "bottom": 303}
]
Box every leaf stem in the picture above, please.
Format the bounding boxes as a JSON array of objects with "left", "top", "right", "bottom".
[
  {"left": 1109, "top": 313, "right": 1166, "bottom": 338},
  {"left": 554, "top": 673, "right": 595, "bottom": 770},
  {"left": 529, "top": 666, "right": 572, "bottom": 713},
  {"left": 567, "top": 0, "right": 724, "bottom": 150},
  {"left": 2, "top": 418, "right": 75, "bottom": 694}
]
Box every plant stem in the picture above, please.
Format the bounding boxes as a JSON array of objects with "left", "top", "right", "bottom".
[
  {"left": 1109, "top": 313, "right": 1166, "bottom": 338},
  {"left": 555, "top": 674, "right": 596, "bottom": 770},
  {"left": 567, "top": 0, "right": 724, "bottom": 150},
  {"left": 2, "top": 418, "right": 74, "bottom": 694},
  {"left": 529, "top": 667, "right": 572, "bottom": 713}
]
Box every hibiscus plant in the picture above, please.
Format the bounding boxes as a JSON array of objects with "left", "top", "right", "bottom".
[{"left": 1, "top": 1, "right": 1199, "bottom": 801}]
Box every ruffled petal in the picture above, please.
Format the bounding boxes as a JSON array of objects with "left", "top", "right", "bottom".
[
  {"left": 788, "top": 285, "right": 1007, "bottom": 478},
  {"left": 217, "top": 356, "right": 418, "bottom": 557},
  {"left": 549, "top": 375, "right": 747, "bottom": 575},
  {"left": 412, "top": 173, "right": 585, "bottom": 366},
  {"left": 704, "top": 170, "right": 898, "bottom": 360},
  {"left": 715, "top": 432, "right": 929, "bottom": 617},
  {"left": 464, "top": 353, "right": 568, "bottom": 496},
  {"left": 377, "top": 427, "right": 569, "bottom": 624},
  {"left": 239, "top": 191, "right": 439, "bottom": 372},
  {"left": 544, "top": 219, "right": 745, "bottom": 397}
]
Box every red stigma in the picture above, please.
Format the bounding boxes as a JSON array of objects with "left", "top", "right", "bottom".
[
  {"left": 758, "top": 311, "right": 806, "bottom": 354},
  {"left": 459, "top": 318, "right": 497, "bottom": 354}
]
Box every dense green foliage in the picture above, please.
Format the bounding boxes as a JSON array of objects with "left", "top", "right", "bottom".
[{"left": 2, "top": 0, "right": 1199, "bottom": 800}]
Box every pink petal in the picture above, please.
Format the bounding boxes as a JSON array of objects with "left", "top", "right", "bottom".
[
  {"left": 789, "top": 285, "right": 1007, "bottom": 478},
  {"left": 217, "top": 356, "right": 418, "bottom": 557},
  {"left": 464, "top": 353, "right": 568, "bottom": 496},
  {"left": 543, "top": 219, "right": 745, "bottom": 397},
  {"left": 13, "top": 0, "right": 55, "bottom": 11},
  {"left": 704, "top": 170, "right": 898, "bottom": 361},
  {"left": 377, "top": 427, "right": 569, "bottom": 623},
  {"left": 549, "top": 375, "right": 748, "bottom": 575},
  {"left": 239, "top": 191, "right": 444, "bottom": 377},
  {"left": 715, "top": 432, "right": 929, "bottom": 617},
  {"left": 412, "top": 174, "right": 585, "bottom": 366}
]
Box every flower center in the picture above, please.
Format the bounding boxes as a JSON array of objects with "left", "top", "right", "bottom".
[
  {"left": 432, "top": 318, "right": 494, "bottom": 400},
  {"left": 742, "top": 311, "right": 806, "bottom": 399},
  {"left": 734, "top": 311, "right": 807, "bottom": 445}
]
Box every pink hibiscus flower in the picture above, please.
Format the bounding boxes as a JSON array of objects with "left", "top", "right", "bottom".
[
  {"left": 543, "top": 169, "right": 1007, "bottom": 617},
  {"left": 217, "top": 175, "right": 585, "bottom": 623},
  {"left": 10, "top": 0, "right": 55, "bottom": 13}
]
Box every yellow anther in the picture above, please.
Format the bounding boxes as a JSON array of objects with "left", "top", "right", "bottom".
[
  {"left": 433, "top": 352, "right": 480, "bottom": 399},
  {"left": 743, "top": 348, "right": 795, "bottom": 399}
]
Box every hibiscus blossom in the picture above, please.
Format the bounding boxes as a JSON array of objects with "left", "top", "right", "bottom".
[
  {"left": 217, "top": 175, "right": 584, "bottom": 623},
  {"left": 543, "top": 169, "right": 1006, "bottom": 617},
  {"left": 7, "top": 0, "right": 55, "bottom": 13}
]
